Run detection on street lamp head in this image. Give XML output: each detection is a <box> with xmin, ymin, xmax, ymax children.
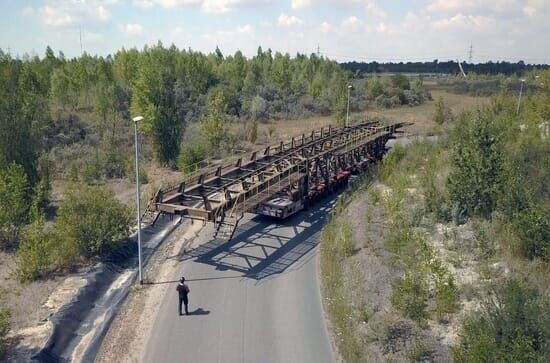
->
<box><xmin>520</xmin><ymin>79</ymin><xmax>526</xmax><ymax>82</ymax></box>
<box><xmin>133</xmin><ymin>116</ymin><xmax>144</xmax><ymax>123</ymax></box>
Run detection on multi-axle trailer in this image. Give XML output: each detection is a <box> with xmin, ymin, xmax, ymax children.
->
<box><xmin>143</xmin><ymin>120</ymin><xmax>406</xmax><ymax>240</ymax></box>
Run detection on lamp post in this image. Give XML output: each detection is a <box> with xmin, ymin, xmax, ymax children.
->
<box><xmin>346</xmin><ymin>84</ymin><xmax>352</xmax><ymax>127</ymax></box>
<box><xmin>132</xmin><ymin>115</ymin><xmax>144</xmax><ymax>285</ymax></box>
<box><xmin>516</xmin><ymin>79</ymin><xmax>525</xmax><ymax>116</ymax></box>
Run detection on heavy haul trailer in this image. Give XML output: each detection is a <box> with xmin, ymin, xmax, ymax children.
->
<box><xmin>144</xmin><ymin>120</ymin><xmax>406</xmax><ymax>240</ymax></box>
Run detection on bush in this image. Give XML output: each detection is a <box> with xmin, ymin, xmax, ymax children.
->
<box><xmin>391</xmin><ymin>273</ymin><xmax>428</xmax><ymax>322</ymax></box>
<box><xmin>392</xmin><ymin>74</ymin><xmax>411</xmax><ymax>90</ymax></box>
<box><xmin>249</xmin><ymin>95</ymin><xmax>268</xmax><ymax>121</ymax></box>
<box><xmin>434</xmin><ymin>275</ymin><xmax>459</xmax><ymax>320</ymax></box>
<box><xmin>17</xmin><ymin>219</ymin><xmax>60</xmax><ymax>282</ymax></box>
<box><xmin>447</xmin><ymin>110</ymin><xmax>504</xmax><ymax>218</ymax></box>
<box><xmin>0</xmin><ymin>163</ymin><xmax>29</xmax><ymax>248</ymax></box>
<box><xmin>177</xmin><ymin>143</ymin><xmax>208</xmax><ymax>175</ymax></box>
<box><xmin>127</xmin><ymin>165</ymin><xmax>149</xmax><ymax>185</ymax></box>
<box><xmin>375</xmin><ymin>94</ymin><xmax>400</xmax><ymax>108</ymax></box>
<box><xmin>434</xmin><ymin>97</ymin><xmax>453</xmax><ymax>124</ymax></box>
<box><xmin>453</xmin><ymin>279</ymin><xmax>550</xmax><ymax>362</ymax></box>
<box><xmin>0</xmin><ymin>307</ymin><xmax>10</xmax><ymax>357</ymax></box>
<box><xmin>56</xmin><ymin>185</ymin><xmax>132</xmax><ymax>258</ymax></box>
<box><xmin>514</xmin><ymin>208</ymin><xmax>550</xmax><ymax>261</ymax></box>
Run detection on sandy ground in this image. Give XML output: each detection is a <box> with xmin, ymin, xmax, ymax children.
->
<box><xmin>0</xmin><ymin>251</ymin><xmax>92</xmax><ymax>362</ymax></box>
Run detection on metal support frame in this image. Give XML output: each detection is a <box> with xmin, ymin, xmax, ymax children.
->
<box><xmin>148</xmin><ymin>120</ymin><xmax>406</xmax><ymax>239</ymax></box>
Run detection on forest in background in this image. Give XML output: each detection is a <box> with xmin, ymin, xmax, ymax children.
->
<box><xmin>341</xmin><ymin>59</ymin><xmax>549</xmax><ymax>75</ymax></box>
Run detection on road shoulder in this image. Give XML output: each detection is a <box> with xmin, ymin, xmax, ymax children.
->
<box><xmin>95</xmin><ymin>221</ymin><xmax>203</xmax><ymax>363</ymax></box>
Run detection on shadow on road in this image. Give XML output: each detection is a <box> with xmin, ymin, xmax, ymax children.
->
<box><xmin>186</xmin><ymin>308</ymin><xmax>210</xmax><ymax>316</ymax></box>
<box><xmin>145</xmin><ymin>275</ymin><xmax>244</xmax><ymax>285</ymax></box>
<box><xmin>170</xmin><ymin>193</ymin><xmax>341</xmax><ymax>280</ymax></box>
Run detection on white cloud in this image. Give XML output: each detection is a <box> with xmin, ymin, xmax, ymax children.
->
<box><xmin>522</xmin><ymin>0</ymin><xmax>550</xmax><ymax>17</ymax></box>
<box><xmin>133</xmin><ymin>0</ymin><xmax>155</xmax><ymax>8</ymax></box>
<box><xmin>121</xmin><ymin>23</ymin><xmax>144</xmax><ymax>36</ymax></box>
<box><xmin>154</xmin><ymin>0</ymin><xmax>201</xmax><ymax>7</ymax></box>
<box><xmin>319</xmin><ymin>21</ymin><xmax>332</xmax><ymax>33</ymax></box>
<box><xmin>291</xmin><ymin>0</ymin><xmax>312</xmax><ymax>10</ymax></box>
<box><xmin>40</xmin><ymin>5</ymin><xmax>75</xmax><ymax>26</ymax></box>
<box><xmin>147</xmin><ymin>0</ymin><xmax>270</xmax><ymax>13</ymax></box>
<box><xmin>278</xmin><ymin>13</ymin><xmax>303</xmax><ymax>27</ymax></box>
<box><xmin>203</xmin><ymin>24</ymin><xmax>254</xmax><ymax>40</ymax></box>
<box><xmin>426</xmin><ymin>0</ymin><xmax>520</xmax><ymax>13</ymax></box>
<box><xmin>341</xmin><ymin>16</ymin><xmax>361</xmax><ymax>28</ymax></box>
<box><xmin>432</xmin><ymin>13</ymin><xmax>495</xmax><ymax>31</ymax></box>
<box><xmin>523</xmin><ymin>5</ymin><xmax>537</xmax><ymax>16</ymax></box>
<box><xmin>32</xmin><ymin>1</ymin><xmax>115</xmax><ymax>27</ymax></box>
<box><xmin>336</xmin><ymin>0</ymin><xmax>386</xmax><ymax>19</ymax></box>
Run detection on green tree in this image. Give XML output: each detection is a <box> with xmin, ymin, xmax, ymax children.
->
<box><xmin>447</xmin><ymin>110</ymin><xmax>503</xmax><ymax>218</ymax></box>
<box><xmin>332</xmin><ymin>91</ymin><xmax>348</xmax><ymax>127</ymax></box>
<box><xmin>56</xmin><ymin>185</ymin><xmax>132</xmax><ymax>258</ymax></box>
<box><xmin>131</xmin><ymin>46</ymin><xmax>186</xmax><ymax>165</ymax></box>
<box><xmin>0</xmin><ymin>74</ymin><xmax>39</xmax><ymax>184</ymax></box>
<box><xmin>201</xmin><ymin>90</ymin><xmax>232</xmax><ymax>149</ymax></box>
<box><xmin>0</xmin><ymin>164</ymin><xmax>29</xmax><ymax>247</ymax></box>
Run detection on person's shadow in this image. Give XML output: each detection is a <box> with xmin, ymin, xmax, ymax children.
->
<box><xmin>187</xmin><ymin>308</ymin><xmax>210</xmax><ymax>316</ymax></box>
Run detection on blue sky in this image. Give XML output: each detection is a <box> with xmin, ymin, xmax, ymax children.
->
<box><xmin>1</xmin><ymin>0</ymin><xmax>549</xmax><ymax>63</ymax></box>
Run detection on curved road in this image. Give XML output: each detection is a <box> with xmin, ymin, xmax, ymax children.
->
<box><xmin>143</xmin><ymin>197</ymin><xmax>336</xmax><ymax>363</ymax></box>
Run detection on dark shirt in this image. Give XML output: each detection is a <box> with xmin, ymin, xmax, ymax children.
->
<box><xmin>177</xmin><ymin>283</ymin><xmax>190</xmax><ymax>298</ymax></box>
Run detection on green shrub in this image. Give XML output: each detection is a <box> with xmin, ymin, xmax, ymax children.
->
<box><xmin>127</xmin><ymin>165</ymin><xmax>149</xmax><ymax>185</ymax></box>
<box><xmin>434</xmin><ymin>97</ymin><xmax>453</xmax><ymax>125</ymax></box>
<box><xmin>379</xmin><ymin>144</ymin><xmax>407</xmax><ymax>182</ymax></box>
<box><xmin>392</xmin><ymin>74</ymin><xmax>411</xmax><ymax>90</ymax></box>
<box><xmin>453</xmin><ymin>279</ymin><xmax>550</xmax><ymax>363</ymax></box>
<box><xmin>0</xmin><ymin>307</ymin><xmax>10</xmax><ymax>357</ymax></box>
<box><xmin>102</xmin><ymin>151</ymin><xmax>128</xmax><ymax>179</ymax></box>
<box><xmin>56</xmin><ymin>184</ymin><xmax>132</xmax><ymax>258</ymax></box>
<box><xmin>340</xmin><ymin>224</ymin><xmax>355</xmax><ymax>257</ymax></box>
<box><xmin>514</xmin><ymin>208</ymin><xmax>550</xmax><ymax>261</ymax></box>
<box><xmin>447</xmin><ymin>110</ymin><xmax>504</xmax><ymax>218</ymax></box>
<box><xmin>434</xmin><ymin>275</ymin><xmax>459</xmax><ymax>320</ymax></box>
<box><xmin>0</xmin><ymin>163</ymin><xmax>29</xmax><ymax>248</ymax></box>
<box><xmin>177</xmin><ymin>143</ymin><xmax>208</xmax><ymax>175</ymax></box>
<box><xmin>391</xmin><ymin>273</ymin><xmax>428</xmax><ymax>322</ymax></box>
<box><xmin>17</xmin><ymin>219</ymin><xmax>61</xmax><ymax>282</ymax></box>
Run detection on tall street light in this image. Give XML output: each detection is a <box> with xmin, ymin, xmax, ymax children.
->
<box><xmin>132</xmin><ymin>115</ymin><xmax>144</xmax><ymax>285</ymax></box>
<box><xmin>516</xmin><ymin>79</ymin><xmax>526</xmax><ymax>116</ymax></box>
<box><xmin>346</xmin><ymin>84</ymin><xmax>352</xmax><ymax>127</ymax></box>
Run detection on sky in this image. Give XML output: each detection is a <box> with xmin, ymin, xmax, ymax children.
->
<box><xmin>1</xmin><ymin>0</ymin><xmax>549</xmax><ymax>63</ymax></box>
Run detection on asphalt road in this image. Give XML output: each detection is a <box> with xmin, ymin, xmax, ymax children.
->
<box><xmin>142</xmin><ymin>197</ymin><xmax>336</xmax><ymax>363</ymax></box>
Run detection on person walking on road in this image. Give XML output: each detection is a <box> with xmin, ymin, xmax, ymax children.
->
<box><xmin>177</xmin><ymin>277</ymin><xmax>190</xmax><ymax>316</ymax></box>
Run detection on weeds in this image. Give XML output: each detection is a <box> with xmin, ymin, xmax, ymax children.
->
<box><xmin>320</xmin><ymin>219</ymin><xmax>362</xmax><ymax>362</ymax></box>
<box><xmin>453</xmin><ymin>279</ymin><xmax>550</xmax><ymax>363</ymax></box>
<box><xmin>407</xmin><ymin>336</ymin><xmax>430</xmax><ymax>362</ymax></box>
<box><xmin>0</xmin><ymin>307</ymin><xmax>10</xmax><ymax>357</ymax></box>
<box><xmin>391</xmin><ymin>273</ymin><xmax>428</xmax><ymax>322</ymax></box>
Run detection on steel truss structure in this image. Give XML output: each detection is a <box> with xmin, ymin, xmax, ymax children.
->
<box><xmin>145</xmin><ymin>121</ymin><xmax>405</xmax><ymax>240</ymax></box>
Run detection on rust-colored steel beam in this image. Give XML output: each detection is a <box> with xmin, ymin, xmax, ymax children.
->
<box><xmin>145</xmin><ymin>120</ymin><xmax>406</xmax><ymax>236</ymax></box>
